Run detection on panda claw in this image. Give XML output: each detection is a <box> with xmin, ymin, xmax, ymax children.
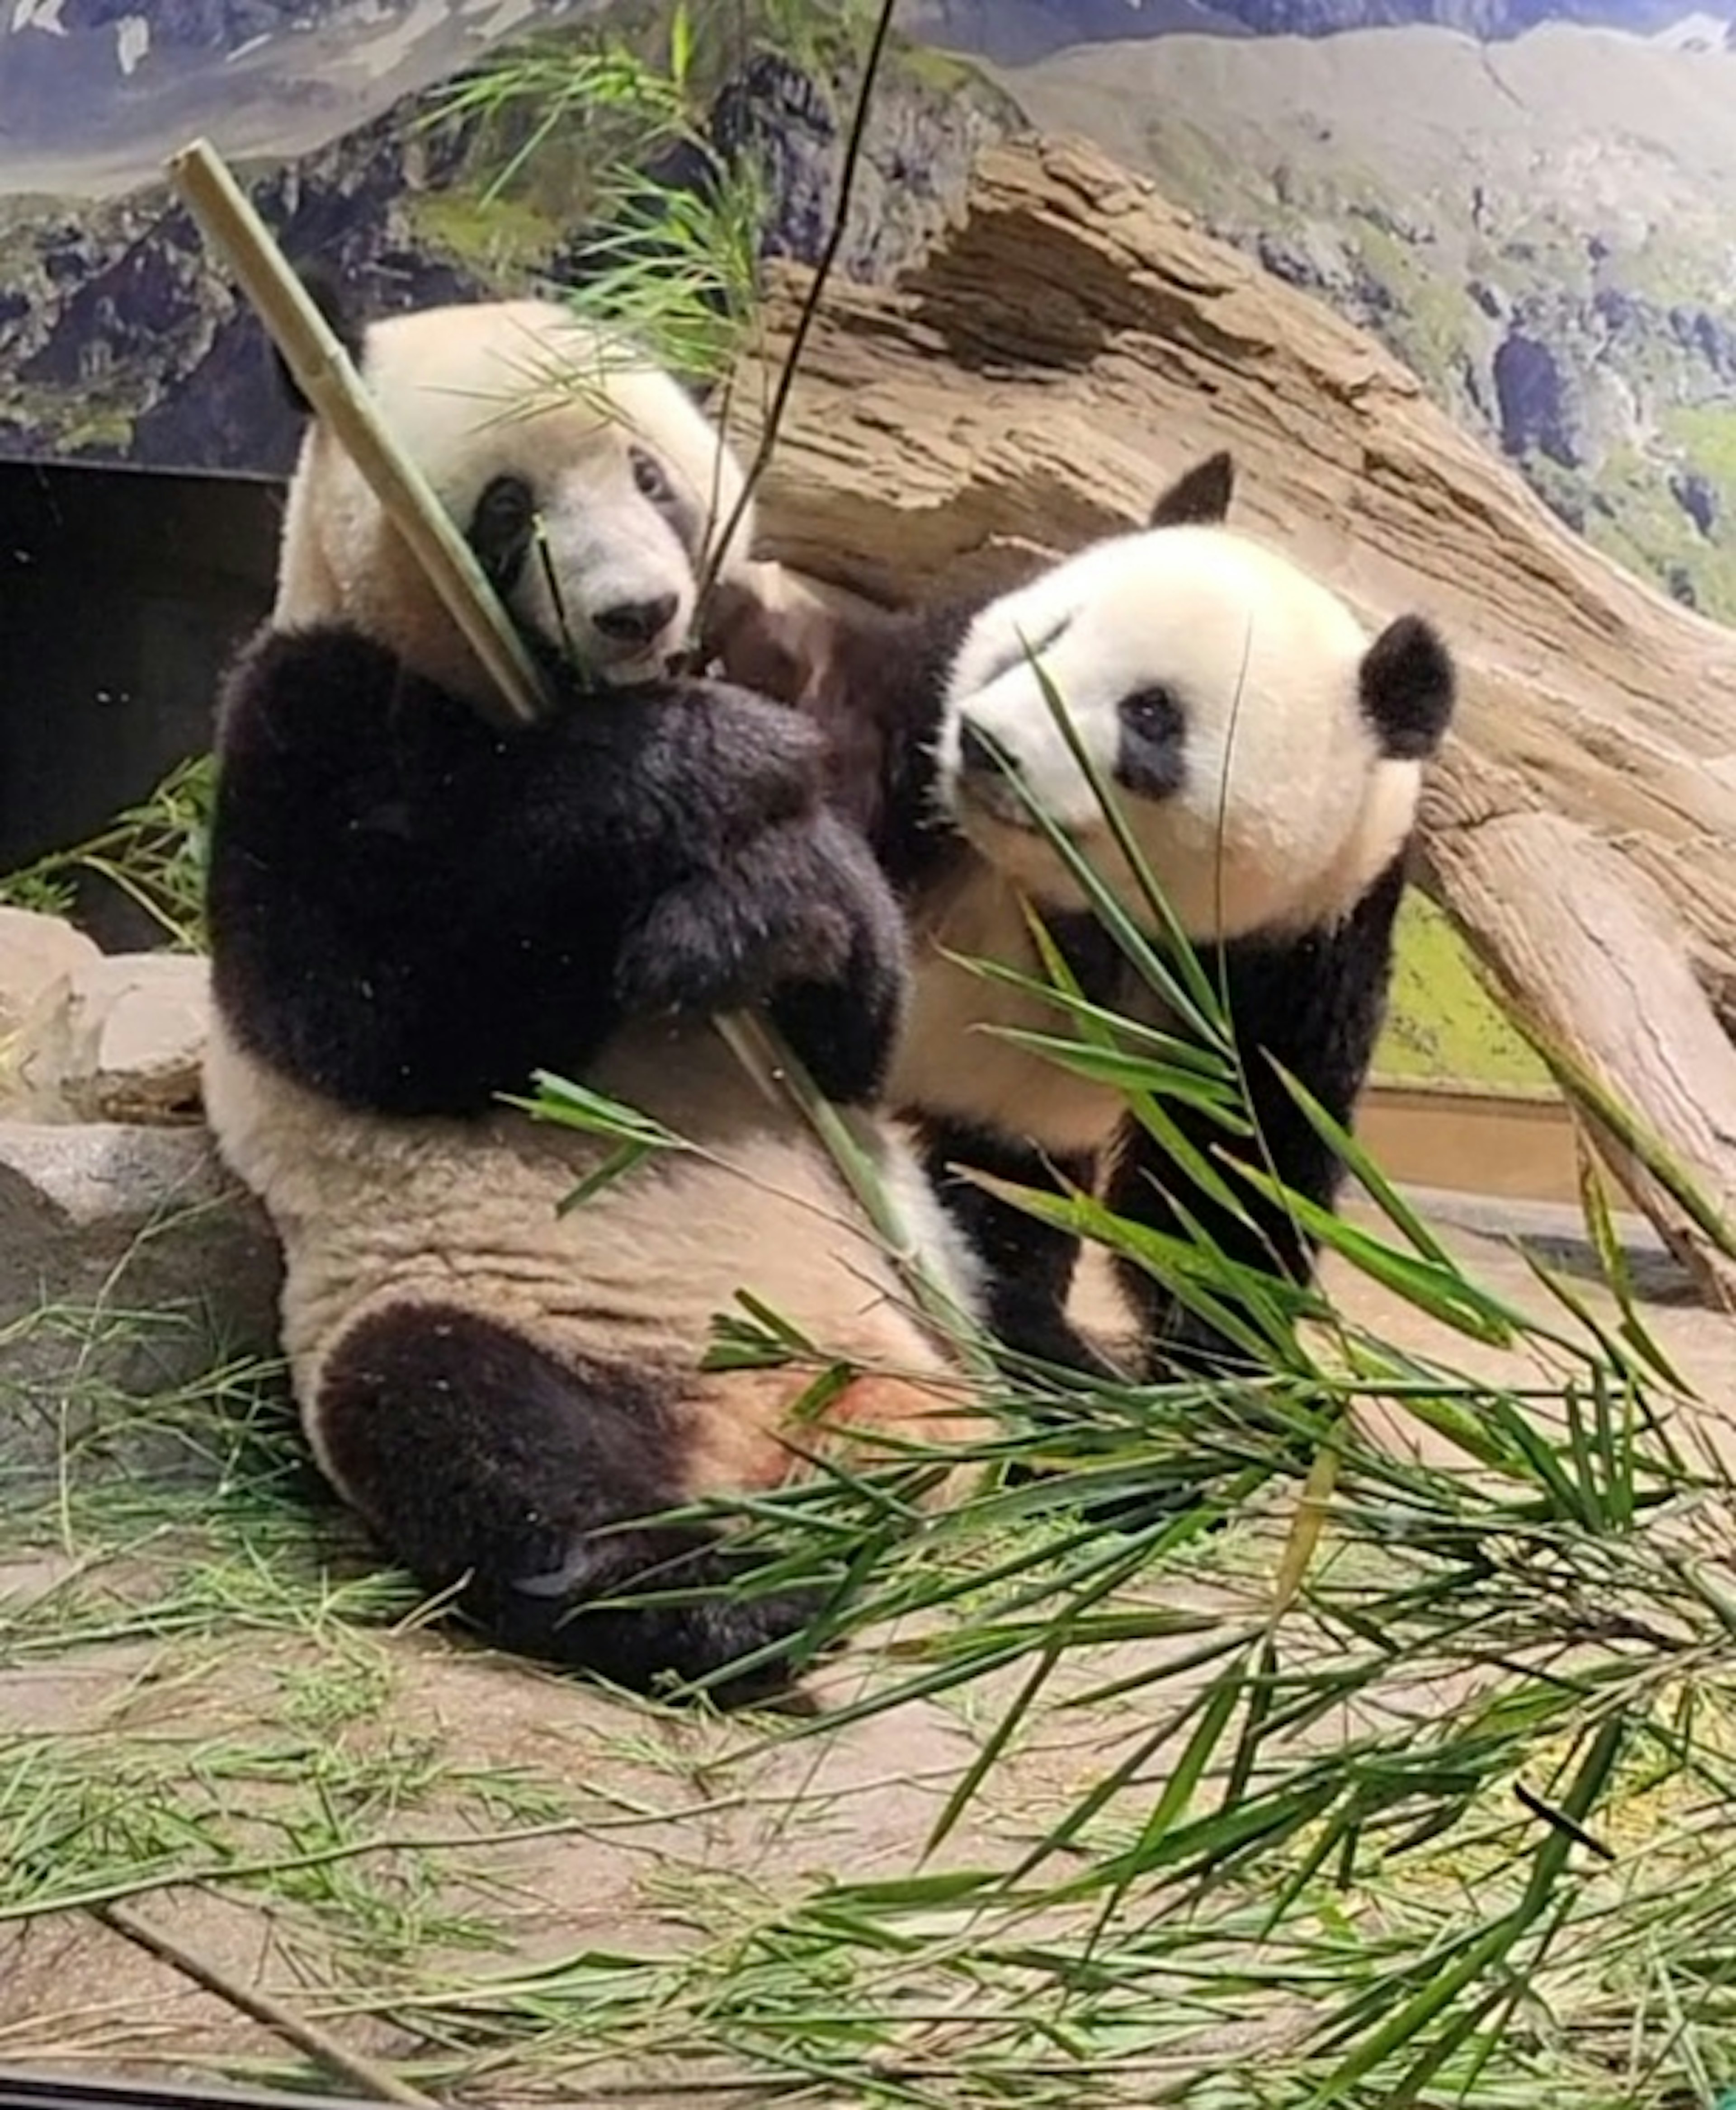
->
<box><xmin>508</xmin><ymin>1553</ymin><xmax>594</xmax><ymax>1601</ymax></box>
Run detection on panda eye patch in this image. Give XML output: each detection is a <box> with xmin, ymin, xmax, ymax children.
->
<box><xmin>630</xmin><ymin>447</ymin><xmax>674</xmax><ymax>504</ymax></box>
<box><xmin>1119</xmin><ymin>686</ymin><xmax>1182</xmax><ymax>742</ymax></box>
<box><xmin>469</xmin><ymin>475</ymin><xmax>535</xmax><ymax>590</ymax></box>
<box><xmin>1115</xmin><ymin>685</ymin><xmax>1187</xmax><ymax>800</ymax></box>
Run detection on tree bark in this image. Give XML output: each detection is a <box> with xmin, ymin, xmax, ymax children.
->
<box><xmin>729</xmin><ymin>132</ymin><xmax>1736</xmax><ymax>1294</ymax></box>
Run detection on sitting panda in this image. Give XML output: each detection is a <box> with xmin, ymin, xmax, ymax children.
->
<box><xmin>201</xmin><ymin>287</ymin><xmax>987</xmax><ymax>1706</ymax></box>
<box><xmin>712</xmin><ymin>454</ymin><xmax>1456</xmax><ymax>1380</ymax></box>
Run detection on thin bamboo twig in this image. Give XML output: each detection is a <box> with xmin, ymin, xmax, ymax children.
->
<box><xmin>694</xmin><ymin>0</ymin><xmax>901</xmax><ymax>621</ymax></box>
<box><xmin>163</xmin><ymin>132</ymin><xmax>984</xmax><ymax>1364</ymax></box>
<box><xmin>0</xmin><ymin>2070</ymin><xmax>399</xmax><ymax>2110</ymax></box>
<box><xmin>93</xmin><ymin>1900</ymin><xmax>441</xmax><ymax>2109</ymax></box>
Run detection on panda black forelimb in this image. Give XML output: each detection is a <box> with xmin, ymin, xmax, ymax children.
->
<box><xmin>761</xmin><ymin>809</ymin><xmax>910</xmax><ymax>1107</ymax></box>
<box><xmin>914</xmin><ymin>1112</ymin><xmax>1119</xmax><ymax>1381</ymax></box>
<box><xmin>612</xmin><ymin>807</ymin><xmax>909</xmax><ymax>1107</ymax></box>
<box><xmin>211</xmin><ymin>626</ymin><xmax>903</xmax><ymax>1112</ymax></box>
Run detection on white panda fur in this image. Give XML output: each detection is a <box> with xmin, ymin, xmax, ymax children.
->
<box><xmin>203</xmin><ymin>1012</ymin><xmax>982</xmax><ymax>1518</ymax></box>
<box><xmin>201</xmin><ymin>286</ymin><xmax>986</xmax><ymax>1706</ymax></box>
<box><xmin>711</xmin><ymin>453</ymin><xmax>1457</xmax><ymax>1380</ymax></box>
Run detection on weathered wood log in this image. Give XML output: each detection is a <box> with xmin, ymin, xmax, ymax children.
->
<box><xmin>1416</xmin><ymin>767</ymin><xmax>1736</xmax><ymax>1308</ymax></box>
<box><xmin>727</xmin><ymin>131</ymin><xmax>1736</xmax><ymax>1295</ymax></box>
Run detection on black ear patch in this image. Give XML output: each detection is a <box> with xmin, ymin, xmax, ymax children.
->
<box><xmin>271</xmin><ymin>266</ymin><xmax>365</xmax><ymax>417</ymax></box>
<box><xmin>1148</xmin><ymin>450</ymin><xmax>1236</xmax><ymax>529</ymax></box>
<box><xmin>1359</xmin><ymin>613</ymin><xmax>1457</xmax><ymax>760</ymax></box>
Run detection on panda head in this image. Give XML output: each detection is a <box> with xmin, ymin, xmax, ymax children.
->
<box><xmin>933</xmin><ymin>453</ymin><xmax>1457</xmax><ymax>942</ymax></box>
<box><xmin>271</xmin><ymin>279</ymin><xmax>755</xmax><ymax>702</ymax></box>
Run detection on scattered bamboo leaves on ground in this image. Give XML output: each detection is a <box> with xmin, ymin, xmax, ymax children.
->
<box><xmin>7</xmin><ymin>914</ymin><xmax>1736</xmax><ymax>2108</ymax></box>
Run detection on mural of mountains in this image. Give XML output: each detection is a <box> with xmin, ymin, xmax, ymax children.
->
<box><xmin>0</xmin><ymin>0</ymin><xmax>596</xmax><ymax>194</ymax></box>
<box><xmin>906</xmin><ymin>0</ymin><xmax>1736</xmax><ymax>57</ymax></box>
<box><xmin>5</xmin><ymin>0</ymin><xmax>1736</xmax><ymax>619</ymax></box>
<box><xmin>923</xmin><ymin>0</ymin><xmax>1736</xmax><ymax>616</ymax></box>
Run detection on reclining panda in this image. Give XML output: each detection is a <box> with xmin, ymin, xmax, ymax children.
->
<box><xmin>201</xmin><ymin>287</ymin><xmax>987</xmax><ymax>1705</ymax></box>
<box><xmin>714</xmin><ymin>454</ymin><xmax>1458</xmax><ymax>1380</ymax></box>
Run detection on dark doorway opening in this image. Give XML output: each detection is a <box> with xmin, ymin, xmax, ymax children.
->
<box><xmin>0</xmin><ymin>457</ymin><xmax>284</xmax><ymax>950</ymax></box>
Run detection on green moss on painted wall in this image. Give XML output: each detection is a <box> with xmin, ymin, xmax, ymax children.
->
<box><xmin>1377</xmin><ymin>890</ymin><xmax>1554</xmax><ymax>1090</ymax></box>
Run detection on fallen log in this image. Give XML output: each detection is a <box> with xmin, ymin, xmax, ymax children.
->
<box><xmin>727</xmin><ymin>131</ymin><xmax>1736</xmax><ymax>1298</ymax></box>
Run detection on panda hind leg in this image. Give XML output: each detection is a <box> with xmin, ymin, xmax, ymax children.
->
<box><xmin>313</xmin><ymin>1303</ymin><xmax>827</xmax><ymax>1708</ymax></box>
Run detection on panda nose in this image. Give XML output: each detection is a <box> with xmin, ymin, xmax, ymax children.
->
<box><xmin>958</xmin><ymin>720</ymin><xmax>1016</xmax><ymax>779</ymax></box>
<box><xmin>594</xmin><ymin>593</ymin><xmax>679</xmax><ymax>647</ymax></box>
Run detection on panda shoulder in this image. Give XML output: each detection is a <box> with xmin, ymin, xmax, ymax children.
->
<box><xmin>217</xmin><ymin>622</ymin><xmax>404</xmax><ymax>758</ymax></box>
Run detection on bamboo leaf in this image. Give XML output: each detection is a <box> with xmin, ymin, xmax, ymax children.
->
<box><xmin>1576</xmin><ymin>1139</ymin><xmax>1698</xmax><ymax>1393</ymax></box>
<box><xmin>942</xmin><ymin>941</ymin><xmax>1236</xmax><ymax>1079</ymax></box>
<box><xmin>1022</xmin><ymin>648</ymin><xmax>1234</xmax><ymax>1036</ymax></box>
<box><xmin>669</xmin><ymin>0</ymin><xmax>693</xmax><ymax>87</ymax></box>
<box><xmin>980</xmin><ymin>1026</ymin><xmax>1248</xmax><ymax>1114</ymax></box>
<box><xmin>514</xmin><ymin>1071</ymin><xmax>689</xmax><ymax>1152</ymax></box>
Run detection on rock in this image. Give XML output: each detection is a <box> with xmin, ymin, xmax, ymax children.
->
<box><xmin>8</xmin><ymin>951</ymin><xmax>210</xmax><ymax>1127</ymax></box>
<box><xmin>0</xmin><ymin>28</ymin><xmax>1017</xmax><ymax>476</ymax></box>
<box><xmin>1492</xmin><ymin>329</ymin><xmax>1580</xmax><ymax>467</ymax></box>
<box><xmin>0</xmin><ymin>908</ymin><xmax>103</xmax><ymax>1047</ymax></box>
<box><xmin>0</xmin><ymin>1119</ymin><xmax>282</xmax><ymax>1481</ymax></box>
<box><xmin>0</xmin><ymin>936</ymin><xmax>280</xmax><ymax>1482</ymax></box>
<box><xmin>713</xmin><ymin>48</ymin><xmax>1019</xmax><ymax>289</ymax></box>
<box><xmin>1671</xmin><ymin>467</ymin><xmax>1720</xmax><ymax>537</ymax></box>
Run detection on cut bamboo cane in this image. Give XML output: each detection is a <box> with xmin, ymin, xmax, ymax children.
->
<box><xmin>168</xmin><ymin>138</ymin><xmax>548</xmax><ymax>732</ymax></box>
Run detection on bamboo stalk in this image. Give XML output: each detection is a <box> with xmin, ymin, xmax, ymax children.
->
<box><xmin>94</xmin><ymin>1900</ymin><xmax>441</xmax><ymax>2108</ymax></box>
<box><xmin>167</xmin><ymin>139</ymin><xmax>547</xmax><ymax>733</ymax></box>
<box><xmin>165</xmin><ymin>137</ymin><xmax>984</xmax><ymax>1364</ymax></box>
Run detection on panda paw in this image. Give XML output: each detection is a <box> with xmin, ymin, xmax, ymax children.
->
<box><xmin>615</xmin><ymin>813</ymin><xmax>906</xmax><ymax>1088</ymax></box>
<box><xmin>764</xmin><ymin>818</ymin><xmax>907</xmax><ymax>1105</ymax></box>
<box><xmin>499</xmin><ymin>1534</ymin><xmax>839</xmax><ymax>1710</ymax></box>
<box><xmin>614</xmin><ymin>877</ymin><xmax>854</xmax><ymax>1022</ymax></box>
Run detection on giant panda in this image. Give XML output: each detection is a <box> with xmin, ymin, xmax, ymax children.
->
<box><xmin>711</xmin><ymin>454</ymin><xmax>1456</xmax><ymax>1381</ymax></box>
<box><xmin>200</xmin><ymin>288</ymin><xmax>988</xmax><ymax>1707</ymax></box>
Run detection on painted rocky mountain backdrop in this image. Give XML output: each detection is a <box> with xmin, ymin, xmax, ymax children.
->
<box><xmin>5</xmin><ymin>0</ymin><xmax>1736</xmax><ymax>618</ymax></box>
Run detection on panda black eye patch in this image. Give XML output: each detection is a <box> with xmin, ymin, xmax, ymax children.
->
<box><xmin>468</xmin><ymin>474</ymin><xmax>536</xmax><ymax>592</ymax></box>
<box><xmin>1114</xmin><ymin>685</ymin><xmax>1187</xmax><ymax>800</ymax></box>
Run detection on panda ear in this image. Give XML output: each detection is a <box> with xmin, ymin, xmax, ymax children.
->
<box><xmin>271</xmin><ymin>267</ymin><xmax>364</xmax><ymax>417</ymax></box>
<box><xmin>1360</xmin><ymin>613</ymin><xmax>1457</xmax><ymax>760</ymax></box>
<box><xmin>1148</xmin><ymin>450</ymin><xmax>1235</xmax><ymax>529</ymax></box>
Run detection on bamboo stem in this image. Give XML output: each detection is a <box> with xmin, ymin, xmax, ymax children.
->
<box><xmin>94</xmin><ymin>1900</ymin><xmax>441</xmax><ymax>2109</ymax></box>
<box><xmin>167</xmin><ymin>139</ymin><xmax>547</xmax><ymax>733</ymax></box>
<box><xmin>695</xmin><ymin>0</ymin><xmax>902</xmax><ymax>621</ymax></box>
